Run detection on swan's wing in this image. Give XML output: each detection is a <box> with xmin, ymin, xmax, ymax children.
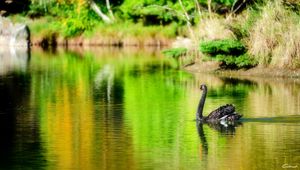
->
<box><xmin>225</xmin><ymin>112</ymin><xmax>243</xmax><ymax>121</ymax></box>
<box><xmin>205</xmin><ymin>104</ymin><xmax>235</xmax><ymax>120</ymax></box>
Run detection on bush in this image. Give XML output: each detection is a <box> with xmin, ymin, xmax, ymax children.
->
<box><xmin>27</xmin><ymin>4</ymin><xmax>49</xmax><ymax>18</ymax></box>
<box><xmin>199</xmin><ymin>39</ymin><xmax>246</xmax><ymax>55</ymax></box>
<box><xmin>215</xmin><ymin>54</ymin><xmax>258</xmax><ymax>69</ymax></box>
<box><xmin>200</xmin><ymin>39</ymin><xmax>257</xmax><ymax>69</ymax></box>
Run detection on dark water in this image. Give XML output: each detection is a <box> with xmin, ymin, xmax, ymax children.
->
<box><xmin>1</xmin><ymin>47</ymin><xmax>300</xmax><ymax>170</ymax></box>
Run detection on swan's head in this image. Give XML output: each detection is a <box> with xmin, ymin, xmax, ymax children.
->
<box><xmin>200</xmin><ymin>84</ymin><xmax>207</xmax><ymax>91</ymax></box>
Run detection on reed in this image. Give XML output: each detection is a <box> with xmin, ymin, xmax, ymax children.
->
<box><xmin>247</xmin><ymin>0</ymin><xmax>300</xmax><ymax>68</ymax></box>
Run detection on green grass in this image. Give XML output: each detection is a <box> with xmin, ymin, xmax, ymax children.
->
<box><xmin>23</xmin><ymin>16</ymin><xmax>181</xmax><ymax>45</ymax></box>
<box><xmin>84</xmin><ymin>21</ymin><xmax>180</xmax><ymax>39</ymax></box>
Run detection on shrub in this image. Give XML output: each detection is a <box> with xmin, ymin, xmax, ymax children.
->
<box><xmin>215</xmin><ymin>54</ymin><xmax>258</xmax><ymax>69</ymax></box>
<box><xmin>199</xmin><ymin>39</ymin><xmax>246</xmax><ymax>55</ymax></box>
<box><xmin>199</xmin><ymin>39</ymin><xmax>257</xmax><ymax>69</ymax></box>
<box><xmin>120</xmin><ymin>1</ymin><xmax>194</xmax><ymax>25</ymax></box>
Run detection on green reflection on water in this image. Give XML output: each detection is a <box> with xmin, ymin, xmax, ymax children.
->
<box><xmin>1</xmin><ymin>47</ymin><xmax>300</xmax><ymax>170</ymax></box>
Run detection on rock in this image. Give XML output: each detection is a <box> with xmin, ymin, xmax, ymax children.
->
<box><xmin>0</xmin><ymin>17</ymin><xmax>30</xmax><ymax>75</ymax></box>
<box><xmin>0</xmin><ymin>47</ymin><xmax>29</xmax><ymax>75</ymax></box>
<box><xmin>171</xmin><ymin>36</ymin><xmax>193</xmax><ymax>49</ymax></box>
<box><xmin>0</xmin><ymin>16</ymin><xmax>30</xmax><ymax>47</ymax></box>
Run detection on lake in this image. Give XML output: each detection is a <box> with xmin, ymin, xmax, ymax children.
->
<box><xmin>0</xmin><ymin>47</ymin><xmax>300</xmax><ymax>169</ymax></box>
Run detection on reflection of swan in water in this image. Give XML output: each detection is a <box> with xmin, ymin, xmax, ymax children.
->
<box><xmin>197</xmin><ymin>121</ymin><xmax>242</xmax><ymax>138</ymax></box>
<box><xmin>205</xmin><ymin>121</ymin><xmax>242</xmax><ymax>134</ymax></box>
<box><xmin>196</xmin><ymin>121</ymin><xmax>242</xmax><ymax>162</ymax></box>
<box><xmin>196</xmin><ymin>122</ymin><xmax>208</xmax><ymax>162</ymax></box>
<box><xmin>94</xmin><ymin>64</ymin><xmax>114</xmax><ymax>102</ymax></box>
<box><xmin>196</xmin><ymin>84</ymin><xmax>242</xmax><ymax>123</ymax></box>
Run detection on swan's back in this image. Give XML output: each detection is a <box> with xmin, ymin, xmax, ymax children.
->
<box><xmin>205</xmin><ymin>104</ymin><xmax>241</xmax><ymax>122</ymax></box>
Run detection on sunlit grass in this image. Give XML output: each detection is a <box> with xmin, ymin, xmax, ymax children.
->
<box><xmin>247</xmin><ymin>1</ymin><xmax>300</xmax><ymax>68</ymax></box>
<box><xmin>20</xmin><ymin>16</ymin><xmax>182</xmax><ymax>46</ymax></box>
<box><xmin>84</xmin><ymin>22</ymin><xmax>179</xmax><ymax>39</ymax></box>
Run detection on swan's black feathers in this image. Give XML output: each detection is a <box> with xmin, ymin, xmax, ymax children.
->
<box><xmin>204</xmin><ymin>104</ymin><xmax>241</xmax><ymax>122</ymax></box>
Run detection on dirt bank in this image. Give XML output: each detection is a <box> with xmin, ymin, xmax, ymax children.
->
<box><xmin>185</xmin><ymin>61</ymin><xmax>300</xmax><ymax>79</ymax></box>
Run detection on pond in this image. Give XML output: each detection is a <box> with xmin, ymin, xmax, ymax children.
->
<box><xmin>0</xmin><ymin>47</ymin><xmax>300</xmax><ymax>169</ymax></box>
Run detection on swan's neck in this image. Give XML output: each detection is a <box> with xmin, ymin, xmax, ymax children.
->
<box><xmin>196</xmin><ymin>87</ymin><xmax>207</xmax><ymax>120</ymax></box>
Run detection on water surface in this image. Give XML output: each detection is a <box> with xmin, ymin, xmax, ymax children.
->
<box><xmin>0</xmin><ymin>47</ymin><xmax>300</xmax><ymax>169</ymax></box>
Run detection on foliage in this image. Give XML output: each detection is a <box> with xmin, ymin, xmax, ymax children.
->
<box><xmin>27</xmin><ymin>2</ymin><xmax>100</xmax><ymax>37</ymax></box>
<box><xmin>199</xmin><ymin>39</ymin><xmax>246</xmax><ymax>56</ymax></box>
<box><xmin>24</xmin><ymin>0</ymin><xmax>251</xmax><ymax>38</ymax></box>
<box><xmin>27</xmin><ymin>3</ymin><xmax>51</xmax><ymax>18</ymax></box>
<box><xmin>119</xmin><ymin>0</ymin><xmax>243</xmax><ymax>25</ymax></box>
<box><xmin>215</xmin><ymin>54</ymin><xmax>258</xmax><ymax>69</ymax></box>
<box><xmin>200</xmin><ymin>39</ymin><xmax>257</xmax><ymax>69</ymax></box>
<box><xmin>120</xmin><ymin>0</ymin><xmax>191</xmax><ymax>25</ymax></box>
<box><xmin>198</xmin><ymin>0</ymin><xmax>242</xmax><ymax>13</ymax></box>
<box><xmin>162</xmin><ymin>47</ymin><xmax>188</xmax><ymax>59</ymax></box>
<box><xmin>61</xmin><ymin>8</ymin><xmax>98</xmax><ymax>37</ymax></box>
<box><xmin>199</xmin><ymin>0</ymin><xmax>236</xmax><ymax>7</ymax></box>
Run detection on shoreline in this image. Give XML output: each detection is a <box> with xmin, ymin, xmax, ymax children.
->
<box><xmin>31</xmin><ymin>35</ymin><xmax>174</xmax><ymax>48</ymax></box>
<box><xmin>184</xmin><ymin>61</ymin><xmax>300</xmax><ymax>80</ymax></box>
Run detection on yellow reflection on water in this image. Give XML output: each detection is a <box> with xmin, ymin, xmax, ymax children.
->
<box><xmin>40</xmin><ymin>74</ymin><xmax>95</xmax><ymax>169</ymax></box>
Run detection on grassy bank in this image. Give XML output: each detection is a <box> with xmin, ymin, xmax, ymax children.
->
<box><xmin>13</xmin><ymin>16</ymin><xmax>183</xmax><ymax>47</ymax></box>
<box><xmin>166</xmin><ymin>0</ymin><xmax>300</xmax><ymax>70</ymax></box>
<box><xmin>7</xmin><ymin>0</ymin><xmax>193</xmax><ymax>47</ymax></box>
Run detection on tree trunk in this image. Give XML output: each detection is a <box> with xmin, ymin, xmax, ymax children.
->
<box><xmin>194</xmin><ymin>0</ymin><xmax>201</xmax><ymax>17</ymax></box>
<box><xmin>178</xmin><ymin>0</ymin><xmax>195</xmax><ymax>38</ymax></box>
<box><xmin>106</xmin><ymin>0</ymin><xmax>115</xmax><ymax>21</ymax></box>
<box><xmin>207</xmin><ymin>0</ymin><xmax>212</xmax><ymax>19</ymax></box>
<box><xmin>89</xmin><ymin>0</ymin><xmax>112</xmax><ymax>24</ymax></box>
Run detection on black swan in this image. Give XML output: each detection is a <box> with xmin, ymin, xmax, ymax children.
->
<box><xmin>196</xmin><ymin>84</ymin><xmax>242</xmax><ymax>122</ymax></box>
